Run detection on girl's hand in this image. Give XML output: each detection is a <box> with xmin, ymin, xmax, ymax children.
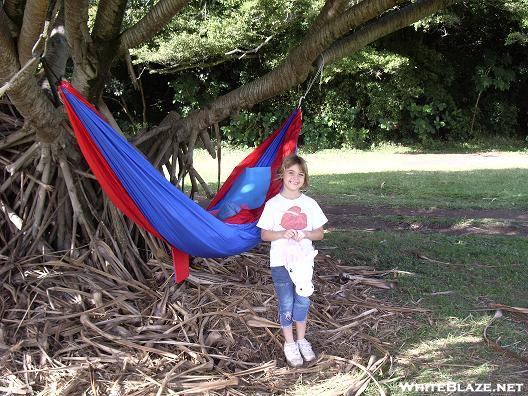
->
<box><xmin>293</xmin><ymin>231</ymin><xmax>305</xmax><ymax>241</ymax></box>
<box><xmin>283</xmin><ymin>229</ymin><xmax>296</xmax><ymax>239</ymax></box>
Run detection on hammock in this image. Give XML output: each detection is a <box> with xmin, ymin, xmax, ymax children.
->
<box><xmin>58</xmin><ymin>81</ymin><xmax>301</xmax><ymax>282</ymax></box>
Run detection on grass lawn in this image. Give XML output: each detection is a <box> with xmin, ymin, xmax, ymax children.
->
<box><xmin>326</xmin><ymin>230</ymin><xmax>527</xmax><ymax>392</ymax></box>
<box><xmin>309</xmin><ymin>169</ymin><xmax>528</xmax><ymax>210</ymax></box>
<box><xmin>193</xmin><ymin>147</ymin><xmax>528</xmax><ymax>394</ymax></box>
<box><xmin>193</xmin><ymin>147</ymin><xmax>528</xmax><ymax>209</ymax></box>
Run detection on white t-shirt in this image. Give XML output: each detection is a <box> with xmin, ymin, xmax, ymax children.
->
<box><xmin>256</xmin><ymin>193</ymin><xmax>328</xmax><ymax>267</ymax></box>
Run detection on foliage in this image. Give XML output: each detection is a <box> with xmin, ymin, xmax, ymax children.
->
<box><xmin>169</xmin><ymin>72</ymin><xmax>230</xmax><ymax>117</ymax></box>
<box><xmin>504</xmin><ymin>0</ymin><xmax>528</xmax><ymax>45</ymax></box>
<box><xmin>115</xmin><ymin>0</ymin><xmax>528</xmax><ymax>149</ymax></box>
<box><xmin>131</xmin><ymin>0</ymin><xmax>320</xmax><ymax>70</ymax></box>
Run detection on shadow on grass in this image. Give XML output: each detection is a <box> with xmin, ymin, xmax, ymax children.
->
<box><xmin>389</xmin><ymin>315</ymin><xmax>528</xmax><ymax>393</ymax></box>
<box><xmin>384</xmin><ymin>136</ymin><xmax>528</xmax><ymax>154</ymax></box>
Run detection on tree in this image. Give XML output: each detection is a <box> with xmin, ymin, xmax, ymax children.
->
<box><xmin>1</xmin><ymin>0</ymin><xmax>458</xmax><ymax>275</ymax></box>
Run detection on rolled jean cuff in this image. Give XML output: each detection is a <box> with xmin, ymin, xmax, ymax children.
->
<box><xmin>292</xmin><ymin>296</ymin><xmax>310</xmax><ymax>323</ymax></box>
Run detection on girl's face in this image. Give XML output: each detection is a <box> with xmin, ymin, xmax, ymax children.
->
<box><xmin>282</xmin><ymin>164</ymin><xmax>305</xmax><ymax>194</ymax></box>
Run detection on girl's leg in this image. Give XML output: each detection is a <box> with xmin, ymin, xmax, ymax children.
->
<box><xmin>271</xmin><ymin>266</ymin><xmax>303</xmax><ymax>366</ymax></box>
<box><xmin>292</xmin><ymin>293</ymin><xmax>311</xmax><ymax>334</ymax></box>
<box><xmin>295</xmin><ymin>320</ymin><xmax>307</xmax><ymax>340</ymax></box>
<box><xmin>271</xmin><ymin>266</ymin><xmax>295</xmax><ymax>334</ymax></box>
<box><xmin>282</xmin><ymin>325</ymin><xmax>295</xmax><ymax>344</ymax></box>
<box><xmin>293</xmin><ymin>293</ymin><xmax>316</xmax><ymax>361</ymax></box>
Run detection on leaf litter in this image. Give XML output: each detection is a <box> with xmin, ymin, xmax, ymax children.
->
<box><xmin>0</xmin><ymin>246</ymin><xmax>425</xmax><ymax>395</ymax></box>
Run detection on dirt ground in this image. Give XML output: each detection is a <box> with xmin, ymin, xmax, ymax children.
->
<box><xmin>320</xmin><ymin>203</ymin><xmax>528</xmax><ymax>237</ymax></box>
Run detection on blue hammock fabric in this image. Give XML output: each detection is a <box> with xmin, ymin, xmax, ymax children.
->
<box><xmin>59</xmin><ymin>81</ymin><xmax>302</xmax><ymax>281</ymax></box>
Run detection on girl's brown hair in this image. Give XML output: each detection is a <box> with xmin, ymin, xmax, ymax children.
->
<box><xmin>278</xmin><ymin>154</ymin><xmax>309</xmax><ymax>188</ymax></box>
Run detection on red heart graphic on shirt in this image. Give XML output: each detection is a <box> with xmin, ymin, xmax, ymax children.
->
<box><xmin>280</xmin><ymin>206</ymin><xmax>307</xmax><ymax>230</ymax></box>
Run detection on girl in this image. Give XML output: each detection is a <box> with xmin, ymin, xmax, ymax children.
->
<box><xmin>257</xmin><ymin>154</ymin><xmax>327</xmax><ymax>367</ymax></box>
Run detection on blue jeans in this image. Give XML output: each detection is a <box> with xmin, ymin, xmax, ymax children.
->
<box><xmin>271</xmin><ymin>266</ymin><xmax>311</xmax><ymax>328</ymax></box>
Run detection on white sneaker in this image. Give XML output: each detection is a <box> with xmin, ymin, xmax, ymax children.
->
<box><xmin>284</xmin><ymin>342</ymin><xmax>303</xmax><ymax>367</ymax></box>
<box><xmin>296</xmin><ymin>338</ymin><xmax>315</xmax><ymax>362</ymax></box>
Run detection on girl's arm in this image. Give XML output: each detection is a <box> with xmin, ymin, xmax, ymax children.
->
<box><xmin>298</xmin><ymin>227</ymin><xmax>324</xmax><ymax>241</ymax></box>
<box><xmin>261</xmin><ymin>228</ymin><xmax>324</xmax><ymax>241</ymax></box>
<box><xmin>261</xmin><ymin>229</ymin><xmax>297</xmax><ymax>241</ymax></box>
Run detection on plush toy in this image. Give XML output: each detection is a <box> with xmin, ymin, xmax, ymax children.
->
<box><xmin>282</xmin><ymin>239</ymin><xmax>317</xmax><ymax>297</ymax></box>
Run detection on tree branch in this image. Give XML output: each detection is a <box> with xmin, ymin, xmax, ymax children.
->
<box><xmin>0</xmin><ymin>3</ymin><xmax>64</xmax><ymax>143</ymax></box>
<box><xmin>310</xmin><ymin>0</ymin><xmax>409</xmax><ymax>52</ymax></box>
<box><xmin>321</xmin><ymin>0</ymin><xmax>459</xmax><ymax>65</ymax></box>
<box><xmin>18</xmin><ymin>0</ymin><xmax>48</xmax><ymax>65</ymax></box>
<box><xmin>64</xmin><ymin>0</ymin><xmax>90</xmax><ymax>56</ymax></box>
<box><xmin>119</xmin><ymin>0</ymin><xmax>190</xmax><ymax>51</ymax></box>
<box><xmin>7</xmin><ymin>76</ymin><xmax>64</xmax><ymax>142</ymax></box>
<box><xmin>0</xmin><ymin>8</ymin><xmax>20</xmax><ymax>83</ymax></box>
<box><xmin>61</xmin><ymin>1</ymin><xmax>139</xmax><ymax>102</ymax></box>
<box><xmin>225</xmin><ymin>35</ymin><xmax>274</xmax><ymax>59</ymax></box>
<box><xmin>332</xmin><ymin>0</ymin><xmax>408</xmax><ymax>34</ymax></box>
<box><xmin>307</xmin><ymin>0</ymin><xmax>348</xmax><ymax>34</ymax></box>
<box><xmin>64</xmin><ymin>0</ymin><xmax>94</xmax><ymax>93</ymax></box>
<box><xmin>3</xmin><ymin>0</ymin><xmax>25</xmax><ymax>27</ymax></box>
<box><xmin>92</xmin><ymin>0</ymin><xmax>128</xmax><ymax>42</ymax></box>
